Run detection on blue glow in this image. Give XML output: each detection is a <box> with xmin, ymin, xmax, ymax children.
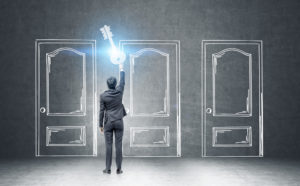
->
<box><xmin>109</xmin><ymin>47</ymin><xmax>126</xmax><ymax>65</ymax></box>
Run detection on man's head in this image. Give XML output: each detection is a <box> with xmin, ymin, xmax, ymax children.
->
<box><xmin>107</xmin><ymin>76</ymin><xmax>117</xmax><ymax>89</ymax></box>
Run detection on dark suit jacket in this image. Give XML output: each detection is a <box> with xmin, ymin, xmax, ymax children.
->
<box><xmin>99</xmin><ymin>71</ymin><xmax>126</xmax><ymax>128</ymax></box>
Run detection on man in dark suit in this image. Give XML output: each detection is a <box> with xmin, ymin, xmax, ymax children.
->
<box><xmin>99</xmin><ymin>63</ymin><xmax>126</xmax><ymax>174</ymax></box>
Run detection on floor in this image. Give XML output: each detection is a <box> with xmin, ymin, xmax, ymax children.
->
<box><xmin>0</xmin><ymin>158</ymin><xmax>299</xmax><ymax>186</ymax></box>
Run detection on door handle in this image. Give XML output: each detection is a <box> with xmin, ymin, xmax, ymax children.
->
<box><xmin>125</xmin><ymin>108</ymin><xmax>130</xmax><ymax>114</ymax></box>
<box><xmin>40</xmin><ymin>107</ymin><xmax>46</xmax><ymax>113</ymax></box>
<box><xmin>206</xmin><ymin>108</ymin><xmax>212</xmax><ymax>114</ymax></box>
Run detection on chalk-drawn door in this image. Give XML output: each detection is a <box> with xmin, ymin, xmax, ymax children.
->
<box><xmin>35</xmin><ymin>39</ymin><xmax>97</xmax><ymax>156</ymax></box>
<box><xmin>120</xmin><ymin>40</ymin><xmax>181</xmax><ymax>157</ymax></box>
<box><xmin>202</xmin><ymin>40</ymin><xmax>263</xmax><ymax>157</ymax></box>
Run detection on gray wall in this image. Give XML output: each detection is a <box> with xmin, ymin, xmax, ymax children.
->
<box><xmin>0</xmin><ymin>0</ymin><xmax>300</xmax><ymax>158</ymax></box>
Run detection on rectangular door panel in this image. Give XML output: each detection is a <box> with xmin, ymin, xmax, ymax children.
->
<box><xmin>46</xmin><ymin>48</ymin><xmax>86</xmax><ymax>116</ymax></box>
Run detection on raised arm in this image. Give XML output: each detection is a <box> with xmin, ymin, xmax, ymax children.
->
<box><xmin>116</xmin><ymin>64</ymin><xmax>125</xmax><ymax>92</ymax></box>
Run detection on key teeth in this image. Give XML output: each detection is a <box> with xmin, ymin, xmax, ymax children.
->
<box><xmin>104</xmin><ymin>25</ymin><xmax>113</xmax><ymax>38</ymax></box>
<box><xmin>100</xmin><ymin>27</ymin><xmax>104</xmax><ymax>33</ymax></box>
<box><xmin>100</xmin><ymin>25</ymin><xmax>113</xmax><ymax>40</ymax></box>
<box><xmin>100</xmin><ymin>28</ymin><xmax>108</xmax><ymax>40</ymax></box>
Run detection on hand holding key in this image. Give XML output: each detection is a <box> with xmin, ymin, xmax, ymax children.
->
<box><xmin>119</xmin><ymin>62</ymin><xmax>124</xmax><ymax>71</ymax></box>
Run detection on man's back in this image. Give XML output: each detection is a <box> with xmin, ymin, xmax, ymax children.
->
<box><xmin>99</xmin><ymin>71</ymin><xmax>126</xmax><ymax>127</ymax></box>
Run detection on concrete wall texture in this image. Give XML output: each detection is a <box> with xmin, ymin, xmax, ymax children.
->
<box><xmin>0</xmin><ymin>0</ymin><xmax>300</xmax><ymax>158</ymax></box>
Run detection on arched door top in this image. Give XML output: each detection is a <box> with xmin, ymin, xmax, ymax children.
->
<box><xmin>131</xmin><ymin>48</ymin><xmax>169</xmax><ymax>58</ymax></box>
<box><xmin>47</xmin><ymin>47</ymin><xmax>85</xmax><ymax>57</ymax></box>
<box><xmin>213</xmin><ymin>48</ymin><xmax>251</xmax><ymax>58</ymax></box>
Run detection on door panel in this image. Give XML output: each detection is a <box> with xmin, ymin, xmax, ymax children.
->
<box><xmin>130</xmin><ymin>126</ymin><xmax>170</xmax><ymax>147</ymax></box>
<box><xmin>130</xmin><ymin>49</ymin><xmax>170</xmax><ymax>116</ymax></box>
<box><xmin>46</xmin><ymin>48</ymin><xmax>86</xmax><ymax>116</ymax></box>
<box><xmin>35</xmin><ymin>39</ymin><xmax>97</xmax><ymax>156</ymax></box>
<box><xmin>120</xmin><ymin>40</ymin><xmax>181</xmax><ymax>157</ymax></box>
<box><xmin>46</xmin><ymin>126</ymin><xmax>86</xmax><ymax>146</ymax></box>
<box><xmin>202</xmin><ymin>40</ymin><xmax>263</xmax><ymax>157</ymax></box>
<box><xmin>212</xmin><ymin>48</ymin><xmax>252</xmax><ymax>116</ymax></box>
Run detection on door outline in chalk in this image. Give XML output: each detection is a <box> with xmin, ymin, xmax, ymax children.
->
<box><xmin>201</xmin><ymin>40</ymin><xmax>263</xmax><ymax>157</ymax></box>
<box><xmin>119</xmin><ymin>40</ymin><xmax>181</xmax><ymax>157</ymax></box>
<box><xmin>35</xmin><ymin>39</ymin><xmax>97</xmax><ymax>157</ymax></box>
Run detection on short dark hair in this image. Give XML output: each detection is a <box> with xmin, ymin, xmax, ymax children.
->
<box><xmin>107</xmin><ymin>76</ymin><xmax>117</xmax><ymax>89</ymax></box>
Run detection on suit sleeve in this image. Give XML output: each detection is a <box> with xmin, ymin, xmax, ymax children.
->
<box><xmin>99</xmin><ymin>95</ymin><xmax>105</xmax><ymax>128</ymax></box>
<box><xmin>116</xmin><ymin>71</ymin><xmax>125</xmax><ymax>92</ymax></box>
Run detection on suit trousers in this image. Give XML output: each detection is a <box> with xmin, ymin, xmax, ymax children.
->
<box><xmin>104</xmin><ymin>119</ymin><xmax>124</xmax><ymax>170</ymax></box>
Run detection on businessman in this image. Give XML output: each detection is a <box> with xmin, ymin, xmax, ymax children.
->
<box><xmin>99</xmin><ymin>63</ymin><xmax>126</xmax><ymax>174</ymax></box>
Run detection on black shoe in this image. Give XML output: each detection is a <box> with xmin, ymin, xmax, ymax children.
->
<box><xmin>103</xmin><ymin>169</ymin><xmax>111</xmax><ymax>174</ymax></box>
<box><xmin>116</xmin><ymin>169</ymin><xmax>123</xmax><ymax>174</ymax></box>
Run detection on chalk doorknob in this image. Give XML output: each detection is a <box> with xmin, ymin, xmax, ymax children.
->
<box><xmin>125</xmin><ymin>108</ymin><xmax>130</xmax><ymax>114</ymax></box>
<box><xmin>40</xmin><ymin>107</ymin><xmax>46</xmax><ymax>113</ymax></box>
<box><xmin>206</xmin><ymin>108</ymin><xmax>212</xmax><ymax>114</ymax></box>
